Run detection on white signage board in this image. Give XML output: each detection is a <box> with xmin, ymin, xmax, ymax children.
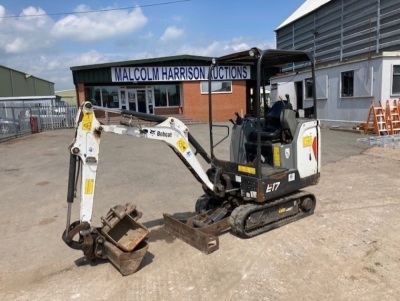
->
<box><xmin>111</xmin><ymin>65</ymin><xmax>251</xmax><ymax>82</ymax></box>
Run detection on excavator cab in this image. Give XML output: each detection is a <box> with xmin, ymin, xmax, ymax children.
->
<box><xmin>202</xmin><ymin>48</ymin><xmax>321</xmax><ymax>237</ymax></box>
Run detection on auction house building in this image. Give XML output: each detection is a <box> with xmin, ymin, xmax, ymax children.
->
<box><xmin>71</xmin><ymin>55</ymin><xmax>252</xmax><ymax>122</ymax></box>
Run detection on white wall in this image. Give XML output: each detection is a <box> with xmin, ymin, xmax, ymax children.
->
<box><xmin>271</xmin><ymin>54</ymin><xmax>400</xmax><ymax>126</ymax></box>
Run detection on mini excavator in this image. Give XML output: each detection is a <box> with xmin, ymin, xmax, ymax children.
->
<box><xmin>62</xmin><ymin>48</ymin><xmax>321</xmax><ymax>275</ymax></box>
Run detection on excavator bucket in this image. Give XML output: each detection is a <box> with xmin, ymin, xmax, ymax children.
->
<box><xmin>99</xmin><ymin>203</ymin><xmax>149</xmax><ymax>275</ymax></box>
<box><xmin>101</xmin><ymin>203</ymin><xmax>148</xmax><ymax>252</ymax></box>
<box><xmin>163</xmin><ymin>208</ymin><xmax>230</xmax><ymax>254</ymax></box>
<box><xmin>103</xmin><ymin>240</ymin><xmax>149</xmax><ymax>276</ymax></box>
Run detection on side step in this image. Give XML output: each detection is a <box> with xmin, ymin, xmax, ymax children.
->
<box><xmin>163</xmin><ymin>211</ymin><xmax>230</xmax><ymax>254</ymax></box>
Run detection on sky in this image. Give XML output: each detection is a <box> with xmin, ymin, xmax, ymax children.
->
<box><xmin>0</xmin><ymin>0</ymin><xmax>306</xmax><ymax>91</ymax></box>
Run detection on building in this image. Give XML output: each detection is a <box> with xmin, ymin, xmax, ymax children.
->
<box><xmin>273</xmin><ymin>0</ymin><xmax>400</xmax><ymax>126</ymax></box>
<box><xmin>0</xmin><ymin>65</ymin><xmax>54</xmax><ymax>98</ymax></box>
<box><xmin>0</xmin><ymin>64</ymin><xmax>58</xmax><ymax>108</ymax></box>
<box><xmin>55</xmin><ymin>89</ymin><xmax>77</xmax><ymax>106</ymax></box>
<box><xmin>71</xmin><ymin>55</ymin><xmax>252</xmax><ymax>122</ymax></box>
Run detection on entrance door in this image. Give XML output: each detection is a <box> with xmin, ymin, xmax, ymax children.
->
<box><xmin>127</xmin><ymin>90</ymin><xmax>137</xmax><ymax>111</ymax></box>
<box><xmin>120</xmin><ymin>88</ymin><xmax>154</xmax><ymax>114</ymax></box>
<box><xmin>119</xmin><ymin>89</ymin><xmax>127</xmax><ymax>110</ymax></box>
<box><xmin>136</xmin><ymin>90</ymin><xmax>147</xmax><ymax>113</ymax></box>
<box><xmin>295</xmin><ymin>81</ymin><xmax>303</xmax><ymax>110</ymax></box>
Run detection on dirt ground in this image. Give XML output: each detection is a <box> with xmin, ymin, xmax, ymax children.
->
<box><xmin>0</xmin><ymin>125</ymin><xmax>399</xmax><ymax>301</ymax></box>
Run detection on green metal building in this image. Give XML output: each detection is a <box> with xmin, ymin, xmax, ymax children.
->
<box><xmin>0</xmin><ymin>65</ymin><xmax>54</xmax><ymax>97</ymax></box>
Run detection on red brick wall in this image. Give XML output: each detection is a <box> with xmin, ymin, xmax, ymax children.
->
<box><xmin>76</xmin><ymin>83</ymin><xmax>85</xmax><ymax>105</ymax></box>
<box><xmin>155</xmin><ymin>107</ymin><xmax>179</xmax><ymax>115</ymax></box>
<box><xmin>182</xmin><ymin>81</ymin><xmax>246</xmax><ymax>122</ymax></box>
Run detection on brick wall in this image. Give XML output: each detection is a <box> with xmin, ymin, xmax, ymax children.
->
<box><xmin>76</xmin><ymin>83</ymin><xmax>85</xmax><ymax>105</ymax></box>
<box><xmin>182</xmin><ymin>81</ymin><xmax>246</xmax><ymax>122</ymax></box>
<box><xmin>155</xmin><ymin>107</ymin><xmax>179</xmax><ymax>115</ymax></box>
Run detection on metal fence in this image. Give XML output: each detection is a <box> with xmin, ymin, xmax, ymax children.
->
<box><xmin>0</xmin><ymin>104</ymin><xmax>77</xmax><ymax>141</ymax></box>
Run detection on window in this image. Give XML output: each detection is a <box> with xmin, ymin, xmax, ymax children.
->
<box><xmin>154</xmin><ymin>86</ymin><xmax>167</xmax><ymax>107</ymax></box>
<box><xmin>305</xmin><ymin>78</ymin><xmax>313</xmax><ymax>98</ymax></box>
<box><xmin>341</xmin><ymin>71</ymin><xmax>354</xmax><ymax>97</ymax></box>
<box><xmin>101</xmin><ymin>86</ymin><xmax>118</xmax><ymax>108</ymax></box>
<box><xmin>167</xmin><ymin>85</ymin><xmax>180</xmax><ymax>106</ymax></box>
<box><xmin>392</xmin><ymin>65</ymin><xmax>400</xmax><ymax>94</ymax></box>
<box><xmin>200</xmin><ymin>81</ymin><xmax>232</xmax><ymax>94</ymax></box>
<box><xmin>85</xmin><ymin>86</ymin><xmax>118</xmax><ymax>107</ymax></box>
<box><xmin>85</xmin><ymin>86</ymin><xmax>101</xmax><ymax>106</ymax></box>
<box><xmin>154</xmin><ymin>84</ymin><xmax>181</xmax><ymax>107</ymax></box>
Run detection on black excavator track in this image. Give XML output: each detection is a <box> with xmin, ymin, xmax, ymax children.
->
<box><xmin>229</xmin><ymin>190</ymin><xmax>316</xmax><ymax>238</ymax></box>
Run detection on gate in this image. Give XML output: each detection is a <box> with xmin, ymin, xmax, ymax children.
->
<box><xmin>0</xmin><ymin>104</ymin><xmax>77</xmax><ymax>141</ymax></box>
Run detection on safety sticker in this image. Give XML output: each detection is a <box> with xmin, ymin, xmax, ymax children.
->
<box><xmin>177</xmin><ymin>138</ymin><xmax>188</xmax><ymax>153</ymax></box>
<box><xmin>285</xmin><ymin>148</ymin><xmax>290</xmax><ymax>159</ymax></box>
<box><xmin>84</xmin><ymin>179</ymin><xmax>94</xmax><ymax>195</ymax></box>
<box><xmin>238</xmin><ymin>165</ymin><xmax>256</xmax><ymax>175</ymax></box>
<box><xmin>82</xmin><ymin>113</ymin><xmax>93</xmax><ymax>132</ymax></box>
<box><xmin>273</xmin><ymin>146</ymin><xmax>280</xmax><ymax>167</ymax></box>
<box><xmin>303</xmin><ymin>136</ymin><xmax>312</xmax><ymax>148</ymax></box>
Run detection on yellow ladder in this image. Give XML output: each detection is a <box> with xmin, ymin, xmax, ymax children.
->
<box><xmin>364</xmin><ymin>100</ymin><xmax>388</xmax><ymax>136</ymax></box>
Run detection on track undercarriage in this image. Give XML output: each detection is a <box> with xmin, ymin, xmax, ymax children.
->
<box><xmin>162</xmin><ymin>190</ymin><xmax>316</xmax><ymax>254</ymax></box>
<box><xmin>229</xmin><ymin>190</ymin><xmax>316</xmax><ymax>238</ymax></box>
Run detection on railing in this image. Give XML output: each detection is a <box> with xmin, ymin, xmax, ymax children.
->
<box><xmin>0</xmin><ymin>104</ymin><xmax>77</xmax><ymax>141</ymax></box>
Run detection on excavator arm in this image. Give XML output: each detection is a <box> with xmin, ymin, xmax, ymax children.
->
<box><xmin>63</xmin><ymin>102</ymin><xmax>224</xmax><ymax>274</ymax></box>
<box><xmin>69</xmin><ymin>101</ymin><xmax>214</xmax><ymax>225</ymax></box>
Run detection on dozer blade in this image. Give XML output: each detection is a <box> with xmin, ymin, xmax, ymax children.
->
<box><xmin>163</xmin><ymin>211</ymin><xmax>230</xmax><ymax>254</ymax></box>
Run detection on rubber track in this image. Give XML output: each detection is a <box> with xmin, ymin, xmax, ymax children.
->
<box><xmin>229</xmin><ymin>190</ymin><xmax>316</xmax><ymax>238</ymax></box>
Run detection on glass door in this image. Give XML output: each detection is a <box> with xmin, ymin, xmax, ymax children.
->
<box><xmin>147</xmin><ymin>89</ymin><xmax>154</xmax><ymax>114</ymax></box>
<box><xmin>119</xmin><ymin>87</ymin><xmax>154</xmax><ymax>114</ymax></box>
<box><xmin>136</xmin><ymin>90</ymin><xmax>146</xmax><ymax>113</ymax></box>
<box><xmin>127</xmin><ymin>89</ymin><xmax>137</xmax><ymax>111</ymax></box>
<box><xmin>119</xmin><ymin>89</ymin><xmax>127</xmax><ymax>110</ymax></box>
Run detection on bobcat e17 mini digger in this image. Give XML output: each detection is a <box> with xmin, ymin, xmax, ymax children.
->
<box><xmin>62</xmin><ymin>48</ymin><xmax>321</xmax><ymax>275</ymax></box>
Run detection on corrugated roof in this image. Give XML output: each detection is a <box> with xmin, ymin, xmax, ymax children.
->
<box><xmin>276</xmin><ymin>0</ymin><xmax>332</xmax><ymax>30</ymax></box>
<box><xmin>0</xmin><ymin>64</ymin><xmax>55</xmax><ymax>84</ymax></box>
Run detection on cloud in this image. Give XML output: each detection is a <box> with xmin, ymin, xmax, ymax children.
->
<box><xmin>51</xmin><ymin>6</ymin><xmax>148</xmax><ymax>43</ymax></box>
<box><xmin>0</xmin><ymin>5</ymin><xmax>55</xmax><ymax>54</ymax></box>
<box><xmin>0</xmin><ymin>5</ymin><xmax>5</xmax><ymax>21</ymax></box>
<box><xmin>160</xmin><ymin>26</ymin><xmax>184</xmax><ymax>42</ymax></box>
<box><xmin>167</xmin><ymin>37</ymin><xmax>275</xmax><ymax>57</ymax></box>
<box><xmin>71</xmin><ymin>50</ymin><xmax>109</xmax><ymax>66</ymax></box>
<box><xmin>0</xmin><ymin>3</ymin><xmax>276</xmax><ymax>91</ymax></box>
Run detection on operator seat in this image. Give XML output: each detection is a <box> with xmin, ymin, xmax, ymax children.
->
<box><xmin>280</xmin><ymin>109</ymin><xmax>297</xmax><ymax>142</ymax></box>
<box><xmin>248</xmin><ymin>100</ymin><xmax>297</xmax><ymax>143</ymax></box>
<box><xmin>261</xmin><ymin>101</ymin><xmax>285</xmax><ymax>141</ymax></box>
<box><xmin>246</xmin><ymin>101</ymin><xmax>297</xmax><ymax>164</ymax></box>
